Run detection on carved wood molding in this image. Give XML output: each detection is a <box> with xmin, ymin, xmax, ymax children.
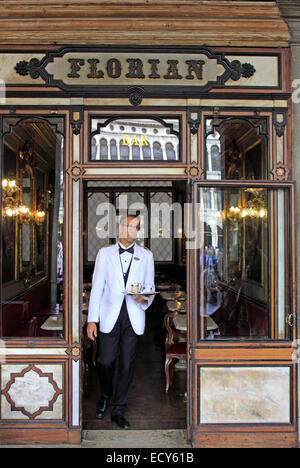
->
<box><xmin>66</xmin><ymin>342</ymin><xmax>81</xmax><ymax>362</ymax></box>
<box><xmin>187</xmin><ymin>110</ymin><xmax>201</xmax><ymax>135</ymax></box>
<box><xmin>273</xmin><ymin>110</ymin><xmax>287</xmax><ymax>137</ymax></box>
<box><xmin>66</xmin><ymin>161</ymin><xmax>86</xmax><ymax>181</ymax></box>
<box><xmin>0</xmin><ymin>1</ymin><xmax>289</xmax><ymax>46</ymax></box>
<box><xmin>270</xmin><ymin>162</ymin><xmax>290</xmax><ymax>181</ymax></box>
<box><xmin>70</xmin><ymin>109</ymin><xmax>83</xmax><ymax>135</ymax></box>
<box><xmin>128</xmin><ymin>87</ymin><xmax>144</xmax><ymax>107</ymax></box>
<box><xmin>1</xmin><ymin>364</ymin><xmax>63</xmax><ymax>420</ymax></box>
<box><xmin>14</xmin><ymin>46</ymin><xmax>257</xmax><ymax>98</ymax></box>
<box><xmin>185</xmin><ymin>164</ymin><xmax>204</xmax><ymax>180</ymax></box>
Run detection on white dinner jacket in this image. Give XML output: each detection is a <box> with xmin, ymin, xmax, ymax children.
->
<box><xmin>87</xmin><ymin>243</ymin><xmax>155</xmax><ymax>335</ymax></box>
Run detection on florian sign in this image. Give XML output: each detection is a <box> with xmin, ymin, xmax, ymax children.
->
<box><xmin>14</xmin><ymin>46</ymin><xmax>256</xmax><ymax>104</ymax></box>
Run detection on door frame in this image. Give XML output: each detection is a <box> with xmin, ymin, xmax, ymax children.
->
<box><xmin>0</xmin><ymin>104</ymin><xmax>296</xmax><ymax>447</ymax></box>
<box><xmin>189</xmin><ymin>179</ymin><xmax>298</xmax><ymax>448</ymax></box>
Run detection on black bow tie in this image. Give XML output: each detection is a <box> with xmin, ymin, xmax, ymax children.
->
<box><xmin>119</xmin><ymin>245</ymin><xmax>134</xmax><ymax>255</ymax></box>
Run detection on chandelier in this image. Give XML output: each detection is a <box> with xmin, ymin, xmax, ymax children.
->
<box><xmin>223</xmin><ymin>189</ymin><xmax>267</xmax><ymax>223</ymax></box>
<box><xmin>2</xmin><ymin>178</ymin><xmax>46</xmax><ymax>223</ymax></box>
<box><xmin>2</xmin><ymin>178</ymin><xmax>20</xmax><ymax>217</ymax></box>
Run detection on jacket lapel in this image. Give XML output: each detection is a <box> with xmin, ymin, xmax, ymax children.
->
<box><xmin>126</xmin><ymin>244</ymin><xmax>142</xmax><ymax>289</ymax></box>
<box><xmin>109</xmin><ymin>244</ymin><xmax>124</xmax><ymax>289</ymax></box>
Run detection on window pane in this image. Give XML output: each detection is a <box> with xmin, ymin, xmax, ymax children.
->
<box><xmin>90</xmin><ymin>117</ymin><xmax>180</xmax><ymax>161</ymax></box>
<box><xmin>205</xmin><ymin>118</ymin><xmax>267</xmax><ymax>180</ymax></box>
<box><xmin>87</xmin><ymin>191</ymin><xmax>111</xmax><ymax>262</ymax></box>
<box><xmin>150</xmin><ymin>191</ymin><xmax>173</xmax><ymax>261</ymax></box>
<box><xmin>197</xmin><ymin>187</ymin><xmax>291</xmax><ymax>340</ymax></box>
<box><xmin>1</xmin><ymin>120</ymin><xmax>64</xmax><ymax>338</ymax></box>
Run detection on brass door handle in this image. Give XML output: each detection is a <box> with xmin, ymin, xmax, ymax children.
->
<box><xmin>286</xmin><ymin>314</ymin><xmax>294</xmax><ymax>327</ymax></box>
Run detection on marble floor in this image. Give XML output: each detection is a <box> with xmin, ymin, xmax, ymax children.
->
<box><xmin>83</xmin><ymin>298</ymin><xmax>187</xmax><ymax>431</ymax></box>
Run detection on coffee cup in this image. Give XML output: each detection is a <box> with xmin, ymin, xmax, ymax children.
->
<box><xmin>131</xmin><ymin>283</ymin><xmax>141</xmax><ymax>294</ymax></box>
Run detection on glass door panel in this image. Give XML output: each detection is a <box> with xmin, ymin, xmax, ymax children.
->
<box><xmin>196</xmin><ymin>185</ymin><xmax>293</xmax><ymax>341</ymax></box>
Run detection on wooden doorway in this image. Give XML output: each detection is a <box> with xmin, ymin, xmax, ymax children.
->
<box><xmin>81</xmin><ymin>179</ymin><xmax>188</xmax><ymax>430</ymax></box>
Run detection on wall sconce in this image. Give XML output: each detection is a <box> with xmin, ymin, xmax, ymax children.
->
<box><xmin>222</xmin><ymin>206</ymin><xmax>241</xmax><ymax>223</ymax></box>
<box><xmin>18</xmin><ymin>204</ymin><xmax>32</xmax><ymax>223</ymax></box>
<box><xmin>2</xmin><ymin>178</ymin><xmax>18</xmax><ymax>195</ymax></box>
<box><xmin>18</xmin><ymin>141</ymin><xmax>33</xmax><ymax>163</ymax></box>
<box><xmin>2</xmin><ymin>178</ymin><xmax>20</xmax><ymax>218</ymax></box>
<box><xmin>223</xmin><ymin>203</ymin><xmax>267</xmax><ymax>223</ymax></box>
<box><xmin>34</xmin><ymin>191</ymin><xmax>46</xmax><ymax>224</ymax></box>
<box><xmin>34</xmin><ymin>209</ymin><xmax>46</xmax><ymax>224</ymax></box>
<box><xmin>241</xmin><ymin>208</ymin><xmax>267</xmax><ymax>219</ymax></box>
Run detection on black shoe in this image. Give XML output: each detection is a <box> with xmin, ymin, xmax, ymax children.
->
<box><xmin>111</xmin><ymin>414</ymin><xmax>130</xmax><ymax>430</ymax></box>
<box><xmin>96</xmin><ymin>397</ymin><xmax>109</xmax><ymax>419</ymax></box>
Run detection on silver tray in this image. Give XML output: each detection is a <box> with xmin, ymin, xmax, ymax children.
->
<box><xmin>123</xmin><ymin>291</ymin><xmax>160</xmax><ymax>296</ymax></box>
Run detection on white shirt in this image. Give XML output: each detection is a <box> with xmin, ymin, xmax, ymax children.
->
<box><xmin>118</xmin><ymin>241</ymin><xmax>135</xmax><ymax>276</ymax></box>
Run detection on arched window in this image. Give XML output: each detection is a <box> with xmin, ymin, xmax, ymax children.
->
<box><xmin>120</xmin><ymin>140</ymin><xmax>129</xmax><ymax>160</ymax></box>
<box><xmin>89</xmin><ymin>116</ymin><xmax>181</xmax><ymax>162</ymax></box>
<box><xmin>205</xmin><ymin>118</ymin><xmax>267</xmax><ymax>180</ymax></box>
<box><xmin>142</xmin><ymin>145</ymin><xmax>151</xmax><ymax>160</ymax></box>
<box><xmin>110</xmin><ymin>139</ymin><xmax>118</xmax><ymax>160</ymax></box>
<box><xmin>211</xmin><ymin>144</ymin><xmax>221</xmax><ymax>171</ymax></box>
<box><xmin>165</xmin><ymin>142</ymin><xmax>176</xmax><ymax>160</ymax></box>
<box><xmin>153</xmin><ymin>142</ymin><xmax>163</xmax><ymax>160</ymax></box>
<box><xmin>100</xmin><ymin>138</ymin><xmax>108</xmax><ymax>160</ymax></box>
<box><xmin>91</xmin><ymin>137</ymin><xmax>97</xmax><ymax>159</ymax></box>
<box><xmin>132</xmin><ymin>144</ymin><xmax>141</xmax><ymax>160</ymax></box>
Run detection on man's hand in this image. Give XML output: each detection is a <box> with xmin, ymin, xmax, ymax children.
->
<box><xmin>134</xmin><ymin>295</ymin><xmax>147</xmax><ymax>304</ymax></box>
<box><xmin>87</xmin><ymin>322</ymin><xmax>98</xmax><ymax>341</ymax></box>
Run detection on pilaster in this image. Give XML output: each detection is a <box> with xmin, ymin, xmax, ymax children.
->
<box><xmin>278</xmin><ymin>0</ymin><xmax>300</xmax><ymax>444</ymax></box>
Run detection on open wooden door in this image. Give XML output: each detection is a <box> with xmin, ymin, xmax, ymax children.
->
<box><xmin>188</xmin><ymin>179</ymin><xmax>297</xmax><ymax>448</ymax></box>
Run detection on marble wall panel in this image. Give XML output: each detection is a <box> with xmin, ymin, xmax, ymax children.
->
<box><xmin>200</xmin><ymin>366</ymin><xmax>290</xmax><ymax>424</ymax></box>
<box><xmin>1</xmin><ymin>364</ymin><xmax>64</xmax><ymax>420</ymax></box>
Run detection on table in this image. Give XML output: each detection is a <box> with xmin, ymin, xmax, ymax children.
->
<box><xmin>206</xmin><ymin>316</ymin><xmax>218</xmax><ymax>331</ymax></box>
<box><xmin>41</xmin><ymin>313</ymin><xmax>63</xmax><ymax>331</ymax></box>
<box><xmin>156</xmin><ymin>282</ymin><xmax>182</xmax><ymax>291</ymax></box>
<box><xmin>166</xmin><ymin>300</ymin><xmax>186</xmax><ymax>313</ymax></box>
<box><xmin>173</xmin><ymin>313</ymin><xmax>187</xmax><ymax>332</ymax></box>
<box><xmin>174</xmin><ymin>291</ymin><xmax>186</xmax><ymax>301</ymax></box>
<box><xmin>161</xmin><ymin>291</ymin><xmax>178</xmax><ymax>300</ymax></box>
<box><xmin>156</xmin><ymin>283</ymin><xmax>172</xmax><ymax>291</ymax></box>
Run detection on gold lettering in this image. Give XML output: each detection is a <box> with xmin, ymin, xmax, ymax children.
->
<box><xmin>122</xmin><ymin>135</ymin><xmax>130</xmax><ymax>145</ymax></box>
<box><xmin>140</xmin><ymin>135</ymin><xmax>149</xmax><ymax>146</ymax></box>
<box><xmin>131</xmin><ymin>135</ymin><xmax>139</xmax><ymax>146</ymax></box>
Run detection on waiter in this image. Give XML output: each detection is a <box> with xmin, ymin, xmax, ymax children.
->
<box><xmin>87</xmin><ymin>215</ymin><xmax>155</xmax><ymax>429</ymax></box>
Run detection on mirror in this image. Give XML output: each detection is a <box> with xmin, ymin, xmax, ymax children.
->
<box><xmin>20</xmin><ymin>167</ymin><xmax>34</xmax><ymax>279</ymax></box>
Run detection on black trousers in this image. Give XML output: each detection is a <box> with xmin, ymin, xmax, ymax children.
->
<box><xmin>97</xmin><ymin>300</ymin><xmax>139</xmax><ymax>416</ymax></box>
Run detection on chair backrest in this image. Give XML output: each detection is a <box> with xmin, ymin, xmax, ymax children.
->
<box><xmin>163</xmin><ymin>310</ymin><xmax>186</xmax><ymax>345</ymax></box>
<box><xmin>28</xmin><ymin>316</ymin><xmax>38</xmax><ymax>337</ymax></box>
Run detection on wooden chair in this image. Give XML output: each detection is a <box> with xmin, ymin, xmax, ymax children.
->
<box><xmin>27</xmin><ymin>316</ymin><xmax>38</xmax><ymax>337</ymax></box>
<box><xmin>163</xmin><ymin>310</ymin><xmax>187</xmax><ymax>392</ymax></box>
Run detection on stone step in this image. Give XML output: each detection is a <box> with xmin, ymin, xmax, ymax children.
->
<box><xmin>82</xmin><ymin>429</ymin><xmax>190</xmax><ymax>448</ymax></box>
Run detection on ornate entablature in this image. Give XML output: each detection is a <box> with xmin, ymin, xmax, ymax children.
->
<box><xmin>12</xmin><ymin>46</ymin><xmax>259</xmax><ymax>102</ymax></box>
